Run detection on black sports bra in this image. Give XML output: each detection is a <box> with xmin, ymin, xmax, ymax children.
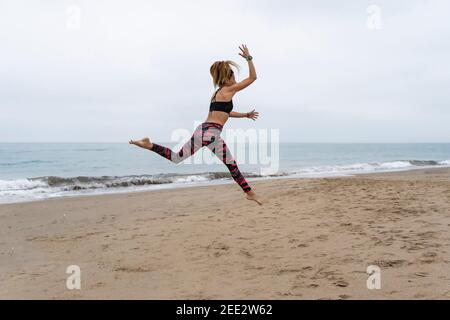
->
<box><xmin>209</xmin><ymin>87</ymin><xmax>233</xmax><ymax>114</ymax></box>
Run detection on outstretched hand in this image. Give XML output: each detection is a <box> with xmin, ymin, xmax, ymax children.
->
<box><xmin>239</xmin><ymin>44</ymin><xmax>251</xmax><ymax>59</ymax></box>
<box><xmin>246</xmin><ymin>109</ymin><xmax>259</xmax><ymax>121</ymax></box>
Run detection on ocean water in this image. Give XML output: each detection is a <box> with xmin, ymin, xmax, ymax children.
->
<box><xmin>1</xmin><ymin>143</ymin><xmax>449</xmax><ymax>203</ymax></box>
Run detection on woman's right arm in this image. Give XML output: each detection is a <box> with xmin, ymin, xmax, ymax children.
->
<box><xmin>229</xmin><ymin>44</ymin><xmax>257</xmax><ymax>93</ymax></box>
<box><xmin>247</xmin><ymin>58</ymin><xmax>257</xmax><ymax>80</ymax></box>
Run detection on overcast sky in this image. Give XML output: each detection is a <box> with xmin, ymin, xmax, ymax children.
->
<box><xmin>1</xmin><ymin>0</ymin><xmax>449</xmax><ymax>142</ymax></box>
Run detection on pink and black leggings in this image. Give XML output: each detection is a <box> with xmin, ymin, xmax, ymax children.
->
<box><xmin>150</xmin><ymin>122</ymin><xmax>252</xmax><ymax>193</ymax></box>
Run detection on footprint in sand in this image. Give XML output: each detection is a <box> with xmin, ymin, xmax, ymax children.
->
<box><xmin>277</xmin><ymin>268</ymin><xmax>302</xmax><ymax>275</ymax></box>
<box><xmin>316</xmin><ymin>235</ymin><xmax>328</xmax><ymax>241</ymax></box>
<box><xmin>277</xmin><ymin>292</ymin><xmax>303</xmax><ymax>297</ymax></box>
<box><xmin>90</xmin><ymin>282</ymin><xmax>106</xmax><ymax>289</ymax></box>
<box><xmin>206</xmin><ymin>241</ymin><xmax>230</xmax><ymax>257</ymax></box>
<box><xmin>413</xmin><ymin>272</ymin><xmax>428</xmax><ymax>278</ymax></box>
<box><xmin>239</xmin><ymin>249</ymin><xmax>253</xmax><ymax>258</ymax></box>
<box><xmin>372</xmin><ymin>259</ymin><xmax>408</xmax><ymax>268</ymax></box>
<box><xmin>113</xmin><ymin>265</ymin><xmax>154</xmax><ymax>273</ymax></box>
<box><xmin>334</xmin><ymin>280</ymin><xmax>349</xmax><ymax>288</ymax></box>
<box><xmin>422</xmin><ymin>251</ymin><xmax>437</xmax><ymax>258</ymax></box>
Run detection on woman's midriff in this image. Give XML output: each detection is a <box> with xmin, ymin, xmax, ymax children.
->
<box><xmin>206</xmin><ymin>111</ymin><xmax>229</xmax><ymax>126</ymax></box>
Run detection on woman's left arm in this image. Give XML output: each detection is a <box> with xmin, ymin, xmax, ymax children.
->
<box><xmin>229</xmin><ymin>109</ymin><xmax>259</xmax><ymax>120</ymax></box>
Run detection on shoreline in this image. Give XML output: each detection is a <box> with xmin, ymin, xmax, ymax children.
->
<box><xmin>2</xmin><ymin>164</ymin><xmax>450</xmax><ymax>206</ymax></box>
<box><xmin>1</xmin><ymin>167</ymin><xmax>449</xmax><ymax>299</ymax></box>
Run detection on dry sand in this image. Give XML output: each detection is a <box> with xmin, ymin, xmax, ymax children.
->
<box><xmin>1</xmin><ymin>168</ymin><xmax>449</xmax><ymax>299</ymax></box>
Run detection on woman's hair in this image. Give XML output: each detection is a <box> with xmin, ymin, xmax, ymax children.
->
<box><xmin>210</xmin><ymin>60</ymin><xmax>240</xmax><ymax>87</ymax></box>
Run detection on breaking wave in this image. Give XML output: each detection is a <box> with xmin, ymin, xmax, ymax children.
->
<box><xmin>290</xmin><ymin>160</ymin><xmax>450</xmax><ymax>177</ymax></box>
<box><xmin>1</xmin><ymin>159</ymin><xmax>449</xmax><ymax>203</ymax></box>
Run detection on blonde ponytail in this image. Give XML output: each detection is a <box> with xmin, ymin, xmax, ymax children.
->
<box><xmin>210</xmin><ymin>60</ymin><xmax>239</xmax><ymax>87</ymax></box>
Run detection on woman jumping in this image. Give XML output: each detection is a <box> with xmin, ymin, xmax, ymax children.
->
<box><xmin>129</xmin><ymin>44</ymin><xmax>262</xmax><ymax>205</ymax></box>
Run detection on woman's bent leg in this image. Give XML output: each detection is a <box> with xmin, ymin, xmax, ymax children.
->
<box><xmin>207</xmin><ymin>136</ymin><xmax>252</xmax><ymax>193</ymax></box>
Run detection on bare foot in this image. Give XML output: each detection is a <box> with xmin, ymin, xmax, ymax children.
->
<box><xmin>129</xmin><ymin>137</ymin><xmax>153</xmax><ymax>150</ymax></box>
<box><xmin>245</xmin><ymin>190</ymin><xmax>263</xmax><ymax>205</ymax></box>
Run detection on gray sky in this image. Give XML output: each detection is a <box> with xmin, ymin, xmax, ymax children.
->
<box><xmin>1</xmin><ymin>0</ymin><xmax>449</xmax><ymax>142</ymax></box>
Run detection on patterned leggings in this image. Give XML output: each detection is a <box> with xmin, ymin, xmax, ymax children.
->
<box><xmin>150</xmin><ymin>122</ymin><xmax>251</xmax><ymax>193</ymax></box>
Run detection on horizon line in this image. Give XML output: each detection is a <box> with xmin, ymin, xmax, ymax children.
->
<box><xmin>1</xmin><ymin>141</ymin><xmax>450</xmax><ymax>144</ymax></box>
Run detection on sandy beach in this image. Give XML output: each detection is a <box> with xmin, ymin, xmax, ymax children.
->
<box><xmin>1</xmin><ymin>168</ymin><xmax>449</xmax><ymax>300</ymax></box>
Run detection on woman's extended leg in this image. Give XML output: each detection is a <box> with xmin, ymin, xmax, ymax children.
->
<box><xmin>130</xmin><ymin>124</ymin><xmax>208</xmax><ymax>164</ymax></box>
<box><xmin>206</xmin><ymin>136</ymin><xmax>262</xmax><ymax>205</ymax></box>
